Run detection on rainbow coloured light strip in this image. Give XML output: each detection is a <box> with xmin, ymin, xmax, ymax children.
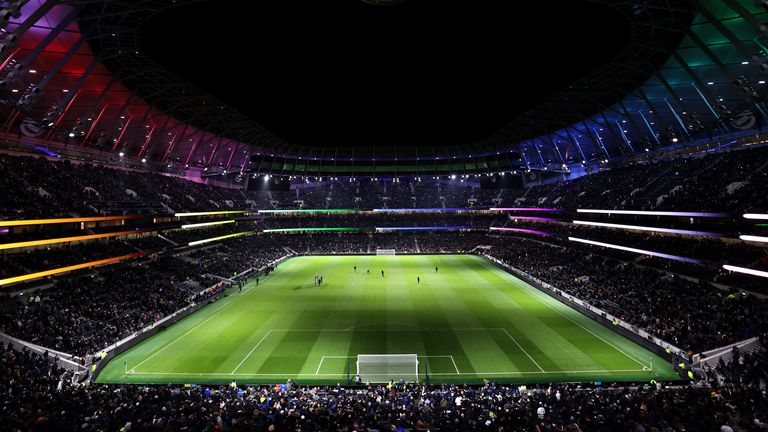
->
<box><xmin>722</xmin><ymin>264</ymin><xmax>768</xmax><ymax>279</ymax></box>
<box><xmin>258</xmin><ymin>209</ymin><xmax>356</xmax><ymax>214</ymax></box>
<box><xmin>576</xmin><ymin>209</ymin><xmax>727</xmax><ymax>217</ymax></box>
<box><xmin>739</xmin><ymin>235</ymin><xmax>768</xmax><ymax>243</ymax></box>
<box><xmin>187</xmin><ymin>231</ymin><xmax>255</xmax><ymax>246</ymax></box>
<box><xmin>489</xmin><ymin>227</ymin><xmax>552</xmax><ymax>236</ymax></box>
<box><xmin>181</xmin><ymin>220</ymin><xmax>235</xmax><ymax>230</ymax></box>
<box><xmin>508</xmin><ymin>216</ymin><xmax>558</xmax><ymax>222</ymax></box>
<box><xmin>568</xmin><ymin>237</ymin><xmax>702</xmax><ymax>264</ymax></box>
<box><xmin>491</xmin><ymin>208</ymin><xmax>563</xmax><ymax>212</ymax></box>
<box><xmin>375</xmin><ymin>226</ymin><xmax>471</xmax><ymax>231</ymax></box>
<box><xmin>0</xmin><ymin>215</ymin><xmax>142</xmax><ymax>227</ymax></box>
<box><xmin>0</xmin><ymin>253</ymin><xmax>144</xmax><ymax>286</ymax></box>
<box><xmin>0</xmin><ymin>230</ymin><xmax>147</xmax><ymax>251</ymax></box>
<box><xmin>743</xmin><ymin>213</ymin><xmax>768</xmax><ymax>220</ymax></box>
<box><xmin>573</xmin><ymin>220</ymin><xmax>721</xmax><ymax>237</ymax></box>
<box><xmin>174</xmin><ymin>210</ymin><xmax>249</xmax><ymax>217</ymax></box>
<box><xmin>262</xmin><ymin>228</ymin><xmax>363</xmax><ymax>233</ymax></box>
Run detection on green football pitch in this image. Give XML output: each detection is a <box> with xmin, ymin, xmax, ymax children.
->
<box><xmin>97</xmin><ymin>254</ymin><xmax>679</xmax><ymax>385</ymax></box>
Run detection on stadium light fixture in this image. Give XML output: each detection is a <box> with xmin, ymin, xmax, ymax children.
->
<box><xmin>722</xmin><ymin>264</ymin><xmax>768</xmax><ymax>278</ymax></box>
<box><xmin>744</xmin><ymin>213</ymin><xmax>768</xmax><ymax>220</ymax></box>
<box><xmin>0</xmin><ymin>253</ymin><xmax>144</xmax><ymax>286</ymax></box>
<box><xmin>739</xmin><ymin>235</ymin><xmax>768</xmax><ymax>243</ymax></box>
<box><xmin>489</xmin><ymin>227</ymin><xmax>552</xmax><ymax>236</ymax></box>
<box><xmin>573</xmin><ymin>220</ymin><xmax>721</xmax><ymax>237</ymax></box>
<box><xmin>576</xmin><ymin>209</ymin><xmax>727</xmax><ymax>217</ymax></box>
<box><xmin>568</xmin><ymin>237</ymin><xmax>702</xmax><ymax>264</ymax></box>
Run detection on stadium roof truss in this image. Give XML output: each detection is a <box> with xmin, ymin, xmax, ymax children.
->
<box><xmin>0</xmin><ymin>0</ymin><xmax>767</xmax><ymax>176</ymax></box>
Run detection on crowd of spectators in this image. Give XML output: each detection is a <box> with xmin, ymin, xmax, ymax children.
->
<box><xmin>1</xmin><ymin>338</ymin><xmax>766</xmax><ymax>431</ymax></box>
<box><xmin>0</xmin><ymin>154</ymin><xmax>247</xmax><ymax>219</ymax></box>
<box><xmin>0</xmin><ymin>236</ymin><xmax>288</xmax><ymax>357</ymax></box>
<box><xmin>2</xmin><ymin>144</ymin><xmax>767</xmax><ymax>219</ymax></box>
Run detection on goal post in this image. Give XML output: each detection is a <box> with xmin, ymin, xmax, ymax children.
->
<box><xmin>376</xmin><ymin>249</ymin><xmax>396</xmax><ymax>256</ymax></box>
<box><xmin>356</xmin><ymin>354</ymin><xmax>418</xmax><ymax>383</ymax></box>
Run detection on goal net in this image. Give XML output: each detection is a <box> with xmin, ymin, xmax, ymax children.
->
<box><xmin>356</xmin><ymin>354</ymin><xmax>418</xmax><ymax>383</ymax></box>
<box><xmin>376</xmin><ymin>249</ymin><xmax>396</xmax><ymax>256</ymax></box>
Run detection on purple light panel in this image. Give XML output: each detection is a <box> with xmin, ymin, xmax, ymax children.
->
<box><xmin>577</xmin><ymin>209</ymin><xmax>727</xmax><ymax>217</ymax></box>
<box><xmin>375</xmin><ymin>226</ymin><xmax>471</xmax><ymax>231</ymax></box>
<box><xmin>373</xmin><ymin>208</ymin><xmax>473</xmax><ymax>212</ymax></box>
<box><xmin>509</xmin><ymin>216</ymin><xmax>558</xmax><ymax>222</ymax></box>
<box><xmin>573</xmin><ymin>220</ymin><xmax>722</xmax><ymax>237</ymax></box>
<box><xmin>489</xmin><ymin>227</ymin><xmax>553</xmax><ymax>236</ymax></box>
<box><xmin>568</xmin><ymin>237</ymin><xmax>702</xmax><ymax>264</ymax></box>
<box><xmin>491</xmin><ymin>208</ymin><xmax>563</xmax><ymax>212</ymax></box>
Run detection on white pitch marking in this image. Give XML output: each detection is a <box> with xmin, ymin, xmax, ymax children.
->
<box><xmin>479</xmin><ymin>259</ymin><xmax>650</xmax><ymax>369</ymax></box>
<box><xmin>449</xmin><ymin>355</ymin><xmax>460</xmax><ymax>374</ymax></box>
<box><xmin>231</xmin><ymin>330</ymin><xmax>274</xmax><ymax>374</ymax></box>
<box><xmin>500</xmin><ymin>328</ymin><xmax>545</xmax><ymax>372</ymax></box>
<box><xmin>130</xmin><ymin>258</ymin><xmax>298</xmax><ymax>373</ymax></box>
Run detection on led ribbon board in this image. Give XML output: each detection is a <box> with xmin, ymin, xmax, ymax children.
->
<box><xmin>508</xmin><ymin>216</ymin><xmax>558</xmax><ymax>222</ymax></box>
<box><xmin>0</xmin><ymin>216</ymin><xmax>142</xmax><ymax>227</ymax></box>
<box><xmin>577</xmin><ymin>209</ymin><xmax>727</xmax><ymax>217</ymax></box>
<box><xmin>491</xmin><ymin>208</ymin><xmax>563</xmax><ymax>212</ymax></box>
<box><xmin>375</xmin><ymin>226</ymin><xmax>471</xmax><ymax>231</ymax></box>
<box><xmin>174</xmin><ymin>210</ymin><xmax>249</xmax><ymax>217</ymax></box>
<box><xmin>181</xmin><ymin>220</ymin><xmax>235</xmax><ymax>229</ymax></box>
<box><xmin>744</xmin><ymin>214</ymin><xmax>768</xmax><ymax>220</ymax></box>
<box><xmin>0</xmin><ymin>230</ymin><xmax>148</xmax><ymax>251</ymax></box>
<box><xmin>722</xmin><ymin>265</ymin><xmax>768</xmax><ymax>279</ymax></box>
<box><xmin>0</xmin><ymin>253</ymin><xmax>144</xmax><ymax>286</ymax></box>
<box><xmin>262</xmin><ymin>228</ymin><xmax>363</xmax><ymax>233</ymax></box>
<box><xmin>258</xmin><ymin>209</ymin><xmax>356</xmax><ymax>214</ymax></box>
<box><xmin>187</xmin><ymin>231</ymin><xmax>255</xmax><ymax>246</ymax></box>
<box><xmin>739</xmin><ymin>235</ymin><xmax>768</xmax><ymax>243</ymax></box>
<box><xmin>373</xmin><ymin>208</ymin><xmax>473</xmax><ymax>212</ymax></box>
<box><xmin>489</xmin><ymin>227</ymin><xmax>552</xmax><ymax>236</ymax></box>
<box><xmin>568</xmin><ymin>237</ymin><xmax>702</xmax><ymax>264</ymax></box>
<box><xmin>573</xmin><ymin>220</ymin><xmax>722</xmax><ymax>237</ymax></box>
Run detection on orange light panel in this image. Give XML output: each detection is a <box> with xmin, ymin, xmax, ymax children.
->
<box><xmin>0</xmin><ymin>216</ymin><xmax>143</xmax><ymax>227</ymax></box>
<box><xmin>0</xmin><ymin>230</ymin><xmax>147</xmax><ymax>251</ymax></box>
<box><xmin>0</xmin><ymin>253</ymin><xmax>144</xmax><ymax>286</ymax></box>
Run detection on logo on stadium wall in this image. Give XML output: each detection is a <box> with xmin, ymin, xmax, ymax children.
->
<box><xmin>19</xmin><ymin>117</ymin><xmax>44</xmax><ymax>137</ymax></box>
<box><xmin>731</xmin><ymin>110</ymin><xmax>756</xmax><ymax>130</ymax></box>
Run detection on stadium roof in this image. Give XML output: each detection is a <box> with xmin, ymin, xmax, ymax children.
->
<box><xmin>1</xmin><ymin>0</ymin><xmax>767</xmax><ymax>176</ymax></box>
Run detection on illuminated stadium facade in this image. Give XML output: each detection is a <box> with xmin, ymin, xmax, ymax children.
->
<box><xmin>0</xmin><ymin>1</ymin><xmax>766</xmax><ymax>177</ymax></box>
<box><xmin>1</xmin><ymin>2</ymin><xmax>768</xmax><ymax>431</ymax></box>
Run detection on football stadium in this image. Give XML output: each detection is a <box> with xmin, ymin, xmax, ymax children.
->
<box><xmin>1</xmin><ymin>0</ymin><xmax>767</xmax><ymax>430</ymax></box>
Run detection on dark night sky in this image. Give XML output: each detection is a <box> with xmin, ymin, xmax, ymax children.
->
<box><xmin>141</xmin><ymin>0</ymin><xmax>629</xmax><ymax>148</ymax></box>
